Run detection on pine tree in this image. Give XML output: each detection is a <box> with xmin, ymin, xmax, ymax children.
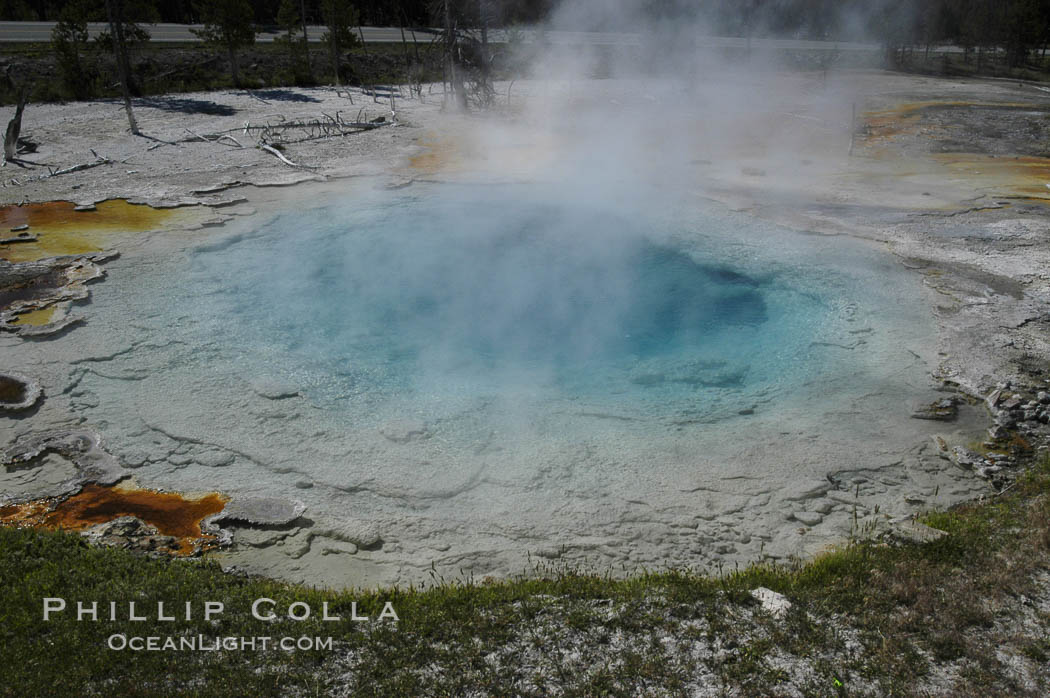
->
<box><xmin>193</xmin><ymin>0</ymin><xmax>257</xmax><ymax>87</ymax></box>
<box><xmin>51</xmin><ymin>0</ymin><xmax>92</xmax><ymax>99</ymax></box>
<box><xmin>276</xmin><ymin>0</ymin><xmax>311</xmax><ymax>83</ymax></box>
<box><xmin>321</xmin><ymin>0</ymin><xmax>359</xmax><ymax>85</ymax></box>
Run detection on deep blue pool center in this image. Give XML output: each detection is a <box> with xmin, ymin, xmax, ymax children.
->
<box><xmin>188</xmin><ymin>184</ymin><xmax>840</xmax><ymax>405</ymax></box>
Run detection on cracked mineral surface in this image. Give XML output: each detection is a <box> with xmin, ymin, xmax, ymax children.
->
<box><xmin>1</xmin><ymin>73</ymin><xmax>1048</xmax><ymax>588</ymax></box>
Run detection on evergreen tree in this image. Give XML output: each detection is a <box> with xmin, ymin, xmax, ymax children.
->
<box><xmin>0</xmin><ymin>0</ymin><xmax>36</xmax><ymax>20</ymax></box>
<box><xmin>51</xmin><ymin>0</ymin><xmax>92</xmax><ymax>99</ymax></box>
<box><xmin>193</xmin><ymin>0</ymin><xmax>257</xmax><ymax>87</ymax></box>
<box><xmin>277</xmin><ymin>0</ymin><xmax>300</xmax><ymax>42</ymax></box>
<box><xmin>1004</xmin><ymin>0</ymin><xmax>1044</xmax><ymax>66</ymax></box>
<box><xmin>102</xmin><ymin>0</ymin><xmax>153</xmax><ymax>134</ymax></box>
<box><xmin>95</xmin><ymin>0</ymin><xmax>155</xmax><ymax>96</ymax></box>
<box><xmin>321</xmin><ymin>0</ymin><xmax>359</xmax><ymax>85</ymax></box>
<box><xmin>276</xmin><ymin>0</ymin><xmax>311</xmax><ymax>83</ymax></box>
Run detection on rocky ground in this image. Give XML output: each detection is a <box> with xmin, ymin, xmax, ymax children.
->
<box><xmin>0</xmin><ymin>82</ymin><xmax>442</xmax><ymax>205</ymax></box>
<box><xmin>2</xmin><ymin>71</ymin><xmax>1050</xmax><ymax>561</ymax></box>
<box><xmin>2</xmin><ymin>68</ymin><xmax>1050</xmax><ymax>693</ymax></box>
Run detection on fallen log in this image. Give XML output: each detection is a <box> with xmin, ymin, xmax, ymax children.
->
<box><xmin>240</xmin><ymin>119</ymin><xmax>386</xmax><ymax>132</ymax></box>
<box><xmin>258</xmin><ymin>143</ymin><xmax>313</xmax><ymax>169</ymax></box>
<box><xmin>45</xmin><ymin>154</ymin><xmax>112</xmax><ymax>178</ymax></box>
<box><xmin>182</xmin><ymin>129</ymin><xmax>244</xmax><ymax>148</ymax></box>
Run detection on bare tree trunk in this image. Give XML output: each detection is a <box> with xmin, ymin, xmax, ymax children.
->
<box><xmin>399</xmin><ymin>19</ymin><xmax>411</xmax><ymax>68</ymax></box>
<box><xmin>444</xmin><ymin>0</ymin><xmax>453</xmax><ymax>95</ymax></box>
<box><xmin>480</xmin><ymin>0</ymin><xmax>490</xmax><ymax>74</ymax></box>
<box><xmin>848</xmin><ymin>102</ymin><xmax>856</xmax><ymax>157</ymax></box>
<box><xmin>403</xmin><ymin>8</ymin><xmax>420</xmax><ymax>63</ymax></box>
<box><xmin>329</xmin><ymin>36</ymin><xmax>341</xmax><ymax>86</ymax></box>
<box><xmin>3</xmin><ymin>88</ymin><xmax>28</xmax><ymax>163</ymax></box>
<box><xmin>104</xmin><ymin>0</ymin><xmax>139</xmax><ymax>135</ymax></box>
<box><xmin>228</xmin><ymin>45</ymin><xmax>241</xmax><ymax>86</ymax></box>
<box><xmin>299</xmin><ymin>0</ymin><xmax>312</xmax><ymax>77</ymax></box>
<box><xmin>478</xmin><ymin>0</ymin><xmax>493</xmax><ymax>105</ymax></box>
<box><xmin>444</xmin><ymin>0</ymin><xmax>467</xmax><ymax>111</ymax></box>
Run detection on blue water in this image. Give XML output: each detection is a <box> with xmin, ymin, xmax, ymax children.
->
<box><xmin>55</xmin><ymin>180</ymin><xmax>947</xmax><ymax>586</ymax></box>
<box><xmin>185</xmin><ymin>184</ymin><xmax>839</xmax><ymax>410</ymax></box>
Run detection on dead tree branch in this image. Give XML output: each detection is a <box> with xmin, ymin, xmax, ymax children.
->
<box><xmin>242</xmin><ymin>112</ymin><xmax>390</xmax><ymax>147</ymax></box>
<box><xmin>44</xmin><ymin>153</ymin><xmax>112</xmax><ymax>178</ymax></box>
<box><xmin>182</xmin><ymin>129</ymin><xmax>244</xmax><ymax>148</ymax></box>
<box><xmin>258</xmin><ymin>143</ymin><xmax>311</xmax><ymax>168</ymax></box>
<box><xmin>3</xmin><ymin>88</ymin><xmax>29</xmax><ymax>165</ymax></box>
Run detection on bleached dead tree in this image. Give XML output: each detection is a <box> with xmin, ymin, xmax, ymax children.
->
<box><xmin>246</xmin><ymin>111</ymin><xmax>388</xmax><ymax>146</ymax></box>
<box><xmin>442</xmin><ymin>0</ymin><xmax>468</xmax><ymax>111</ymax></box>
<box><xmin>103</xmin><ymin>0</ymin><xmax>141</xmax><ymax>135</ymax></box>
<box><xmin>168</xmin><ymin>110</ymin><xmax>391</xmax><ymax>169</ymax></box>
<box><xmin>3</xmin><ymin>88</ymin><xmax>28</xmax><ymax>164</ymax></box>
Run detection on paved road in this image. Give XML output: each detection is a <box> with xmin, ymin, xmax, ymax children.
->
<box><xmin>0</xmin><ymin>22</ymin><xmax>433</xmax><ymax>43</ymax></box>
<box><xmin>0</xmin><ymin>21</ymin><xmax>881</xmax><ymax>51</ymax></box>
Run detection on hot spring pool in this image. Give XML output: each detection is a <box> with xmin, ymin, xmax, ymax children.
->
<box><xmin>58</xmin><ymin>182</ymin><xmax>987</xmax><ymax>586</ymax></box>
<box><xmin>193</xmin><ymin>186</ymin><xmax>825</xmax><ymax>410</ymax></box>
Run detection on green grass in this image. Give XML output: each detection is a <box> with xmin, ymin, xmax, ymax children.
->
<box><xmin>4</xmin><ymin>454</ymin><xmax>1050</xmax><ymax>696</ymax></box>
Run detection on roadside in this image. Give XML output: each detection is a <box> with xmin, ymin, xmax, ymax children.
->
<box><xmin>0</xmin><ymin>41</ymin><xmax>449</xmax><ymax>105</ymax></box>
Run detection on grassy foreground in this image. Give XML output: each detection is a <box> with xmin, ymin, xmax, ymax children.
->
<box><xmin>4</xmin><ymin>456</ymin><xmax>1050</xmax><ymax>696</ymax></box>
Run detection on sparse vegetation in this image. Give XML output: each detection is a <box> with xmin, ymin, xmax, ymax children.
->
<box><xmin>0</xmin><ymin>41</ymin><xmax>448</xmax><ymax>105</ymax></box>
<box><xmin>101</xmin><ymin>0</ymin><xmax>155</xmax><ymax>134</ymax></box>
<box><xmin>320</xmin><ymin>0</ymin><xmax>360</xmax><ymax>86</ymax></box>
<box><xmin>5</xmin><ymin>0</ymin><xmax>1050</xmax><ymax>107</ymax></box>
<box><xmin>4</xmin><ymin>453</ymin><xmax>1050</xmax><ymax>695</ymax></box>
<box><xmin>192</xmin><ymin>0</ymin><xmax>257</xmax><ymax>87</ymax></box>
<box><xmin>50</xmin><ymin>0</ymin><xmax>92</xmax><ymax>99</ymax></box>
<box><xmin>275</xmin><ymin>0</ymin><xmax>312</xmax><ymax>85</ymax></box>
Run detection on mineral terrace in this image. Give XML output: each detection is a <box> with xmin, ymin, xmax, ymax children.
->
<box><xmin>1</xmin><ymin>71</ymin><xmax>1049</xmax><ymax>588</ymax></box>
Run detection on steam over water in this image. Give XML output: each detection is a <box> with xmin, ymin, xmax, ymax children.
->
<box><xmin>198</xmin><ymin>185</ymin><xmax>821</xmax><ymax>408</ymax></box>
<box><xmin>172</xmin><ymin>182</ymin><xmax>862</xmax><ymax>437</ymax></box>
<box><xmin>64</xmin><ymin>180</ymin><xmax>972</xmax><ymax>587</ymax></box>
<box><xmin>0</xmin><ymin>0</ymin><xmax>1001</xmax><ymax>593</ymax></box>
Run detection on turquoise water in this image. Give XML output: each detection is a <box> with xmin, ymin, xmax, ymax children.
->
<box><xmin>55</xmin><ymin>180</ymin><xmax>951</xmax><ymax>586</ymax></box>
<box><xmin>185</xmin><ymin>184</ymin><xmax>836</xmax><ymax>411</ymax></box>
